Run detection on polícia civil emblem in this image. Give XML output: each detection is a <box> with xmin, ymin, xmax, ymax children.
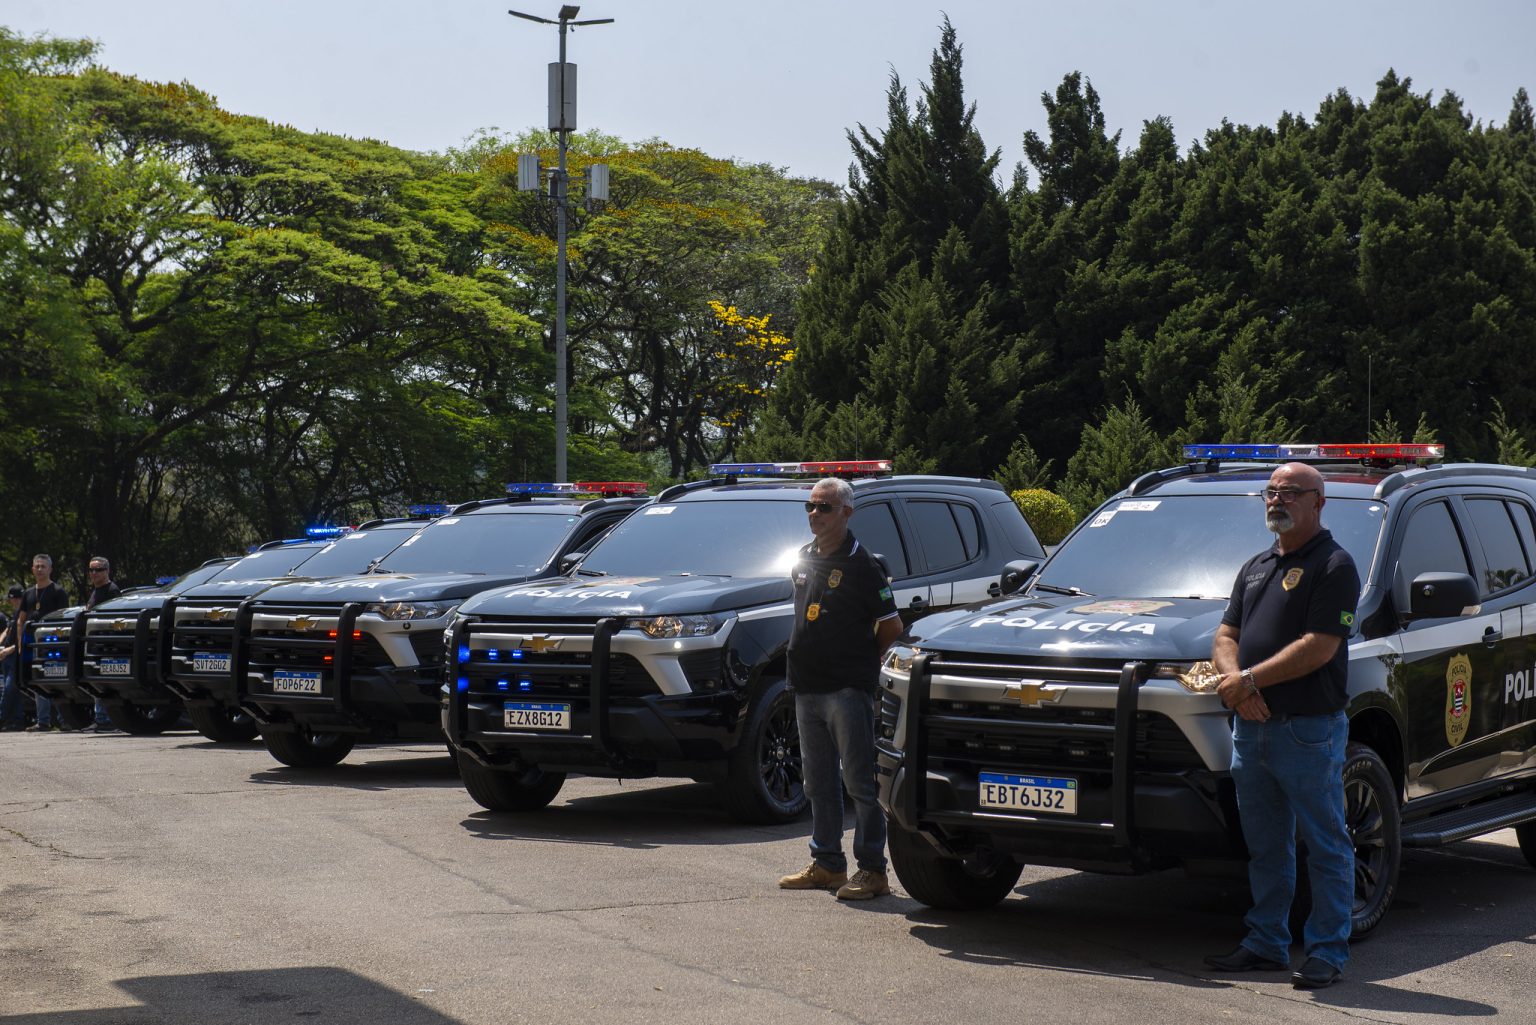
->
<box><xmin>1445</xmin><ymin>653</ymin><xmax>1472</xmax><ymax>748</ymax></box>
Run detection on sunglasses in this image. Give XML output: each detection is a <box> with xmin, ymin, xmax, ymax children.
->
<box><xmin>804</xmin><ymin>501</ymin><xmax>840</xmax><ymax>514</ymax></box>
<box><xmin>89</xmin><ymin>566</ymin><xmax>107</xmax><ymax>572</ymax></box>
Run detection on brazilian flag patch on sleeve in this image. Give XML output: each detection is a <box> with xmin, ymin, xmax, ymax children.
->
<box><xmin>1340</xmin><ymin>611</ymin><xmax>1355</xmax><ymax>627</ymax></box>
<box><xmin>879</xmin><ymin>587</ymin><xmax>892</xmax><ymax>601</ymax></box>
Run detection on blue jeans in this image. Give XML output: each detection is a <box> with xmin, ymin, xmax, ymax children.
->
<box><xmin>1231</xmin><ymin>711</ymin><xmax>1353</xmax><ymax>970</ymax></box>
<box><xmin>0</xmin><ymin>667</ymin><xmax>19</xmax><ymax>725</ymax></box>
<box><xmin>795</xmin><ymin>688</ymin><xmax>886</xmax><ymax>874</ymax></box>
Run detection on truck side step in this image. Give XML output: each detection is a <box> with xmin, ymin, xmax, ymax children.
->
<box><xmin>1401</xmin><ymin>791</ymin><xmax>1536</xmax><ymax>847</ymax></box>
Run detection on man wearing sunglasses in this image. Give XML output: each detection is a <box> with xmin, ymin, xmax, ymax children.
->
<box><xmin>81</xmin><ymin>557</ymin><xmax>122</xmax><ymax>733</ymax></box>
<box><xmin>1204</xmin><ymin>462</ymin><xmax>1359</xmax><ymax>990</ymax></box>
<box><xmin>778</xmin><ymin>478</ymin><xmax>903</xmax><ymax>900</ymax></box>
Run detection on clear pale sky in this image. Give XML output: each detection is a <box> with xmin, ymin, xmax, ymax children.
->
<box><xmin>7</xmin><ymin>0</ymin><xmax>1534</xmax><ymax>184</ymax></box>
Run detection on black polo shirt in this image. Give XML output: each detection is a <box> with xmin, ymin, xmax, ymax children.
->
<box><xmin>787</xmin><ymin>530</ymin><xmax>901</xmax><ymax>696</ymax></box>
<box><xmin>1222</xmin><ymin>528</ymin><xmax>1360</xmax><ymax>715</ymax></box>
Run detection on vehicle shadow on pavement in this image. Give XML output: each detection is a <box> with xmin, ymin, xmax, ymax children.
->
<box><xmin>460</xmin><ymin>780</ymin><xmax>812</xmax><ymax>850</ymax></box>
<box><xmin>0</xmin><ymin>966</ymin><xmax>467</xmax><ymax>1025</ymax></box>
<box><xmin>900</xmin><ymin>845</ymin><xmax>1524</xmax><ymax>1017</ymax></box>
<box><xmin>246</xmin><ymin>753</ymin><xmax>464</xmax><ymax>792</ymax></box>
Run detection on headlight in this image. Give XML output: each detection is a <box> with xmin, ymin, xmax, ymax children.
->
<box><xmin>882</xmin><ymin>644</ymin><xmax>918</xmax><ymax>675</ymax></box>
<box><xmin>628</xmin><ymin>613</ymin><xmax>732</xmax><ymax>639</ymax></box>
<box><xmin>1150</xmin><ymin>660</ymin><xmax>1222</xmax><ymax>694</ymax></box>
<box><xmin>364</xmin><ymin>600</ymin><xmax>461</xmax><ymax>622</ymax></box>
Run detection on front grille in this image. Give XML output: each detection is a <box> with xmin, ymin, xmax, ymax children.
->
<box><xmin>169</xmin><ymin>605</ymin><xmax>237</xmax><ymax>667</ymax></box>
<box><xmin>462</xmin><ymin>617</ymin><xmax>661</xmax><ymax>702</ymax></box>
<box><xmin>246</xmin><ymin>605</ymin><xmax>391</xmax><ymax>678</ymax></box>
<box><xmin>879</xmin><ymin>690</ymin><xmax>902</xmax><ymax>740</ymax></box>
<box><xmin>923</xmin><ymin>653</ymin><xmax>1202</xmax><ymax>772</ymax></box>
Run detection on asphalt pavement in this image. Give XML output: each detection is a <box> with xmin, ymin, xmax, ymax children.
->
<box><xmin>2</xmin><ymin>729</ymin><xmax>1534</xmax><ymax>1025</ymax></box>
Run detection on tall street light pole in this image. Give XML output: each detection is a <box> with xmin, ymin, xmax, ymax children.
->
<box><xmin>509</xmin><ymin>5</ymin><xmax>613</xmax><ymax>482</ymax></box>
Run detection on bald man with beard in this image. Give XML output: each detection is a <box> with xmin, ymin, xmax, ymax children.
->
<box><xmin>1203</xmin><ymin>462</ymin><xmax>1360</xmax><ymax>990</ymax></box>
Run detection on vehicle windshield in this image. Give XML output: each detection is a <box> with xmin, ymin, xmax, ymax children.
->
<box><xmin>217</xmin><ymin>543</ymin><xmax>325</xmax><ymax>581</ymax></box>
<box><xmin>161</xmin><ymin>561</ymin><xmax>237</xmax><ymax>594</ymax></box>
<box><xmin>580</xmin><ymin>500</ymin><xmax>809</xmax><ymax>578</ymax></box>
<box><xmin>289</xmin><ymin>526</ymin><xmax>419</xmax><ymax>578</ymax></box>
<box><xmin>1038</xmin><ymin>494</ymin><xmax>1386</xmax><ymax>599</ymax></box>
<box><xmin>373</xmin><ymin>512</ymin><xmax>575</xmax><ymax>575</ymax></box>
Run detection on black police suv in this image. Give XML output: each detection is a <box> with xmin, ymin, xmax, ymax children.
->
<box><xmin>162</xmin><ymin>521</ymin><xmax>429</xmax><ymax>742</ymax></box>
<box><xmin>67</xmin><ymin>557</ymin><xmax>242</xmax><ymax>734</ymax></box>
<box><xmin>876</xmin><ymin>442</ymin><xmax>1536</xmax><ymax>937</ymax></box>
<box><xmin>22</xmin><ymin>603</ymin><xmax>95</xmax><ymax>729</ymax></box>
<box><xmin>443</xmin><ymin>461</ymin><xmax>1046</xmax><ymax>824</ymax></box>
<box><xmin>235</xmin><ymin>486</ymin><xmax>649</xmax><ymax>769</ymax></box>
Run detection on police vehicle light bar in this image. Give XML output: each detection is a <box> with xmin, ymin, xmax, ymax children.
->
<box><xmin>407</xmin><ymin>503</ymin><xmax>451</xmax><ymax>517</ymax></box>
<box><xmin>155</xmin><ymin>575</ymin><xmax>176</xmax><ymax>586</ymax></box>
<box><xmin>708</xmin><ymin>459</ymin><xmax>894</xmax><ymax>477</ymax></box>
<box><xmin>1314</xmin><ymin>442</ymin><xmax>1445</xmax><ymax>460</ymax></box>
<box><xmin>305</xmin><ymin>525</ymin><xmax>352</xmax><ymax>539</ymax></box>
<box><xmin>505</xmin><ymin>481</ymin><xmax>649</xmax><ymax>497</ymax></box>
<box><xmin>1183</xmin><ymin>442</ymin><xmax>1445</xmax><ymax>462</ymax></box>
<box><xmin>574</xmin><ymin>481</ymin><xmax>649</xmax><ymax>496</ymax></box>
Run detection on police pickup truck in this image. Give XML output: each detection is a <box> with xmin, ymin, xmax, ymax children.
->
<box><xmin>235</xmin><ymin>485</ymin><xmax>649</xmax><ymax>769</ymax></box>
<box><xmin>162</xmin><ymin>518</ymin><xmax>433</xmax><ymax>742</ymax></box>
<box><xmin>877</xmin><ymin>443</ymin><xmax>1536</xmax><ymax>937</ymax></box>
<box><xmin>443</xmin><ymin>461</ymin><xmax>1045</xmax><ymax>823</ymax></box>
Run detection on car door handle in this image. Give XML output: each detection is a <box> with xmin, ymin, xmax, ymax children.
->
<box><xmin>1484</xmin><ymin>626</ymin><xmax>1502</xmax><ymax>648</ymax></box>
<box><xmin>909</xmin><ymin>596</ymin><xmax>928</xmax><ymax>610</ymax></box>
<box><xmin>987</xmin><ymin>582</ymin><xmax>1002</xmax><ymax>597</ymax></box>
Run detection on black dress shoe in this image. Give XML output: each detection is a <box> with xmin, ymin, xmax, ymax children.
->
<box><xmin>1204</xmin><ymin>946</ymin><xmax>1289</xmax><ymax>972</ymax></box>
<box><xmin>1292</xmin><ymin>956</ymin><xmax>1342</xmax><ymax>989</ymax></box>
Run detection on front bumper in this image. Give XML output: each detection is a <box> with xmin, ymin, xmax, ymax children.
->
<box><xmin>877</xmin><ymin>652</ymin><xmax>1244</xmax><ymax>872</ymax></box>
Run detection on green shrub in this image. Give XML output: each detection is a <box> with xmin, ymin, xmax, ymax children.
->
<box><xmin>1011</xmin><ymin>489</ymin><xmax>1077</xmax><ymax>546</ymax></box>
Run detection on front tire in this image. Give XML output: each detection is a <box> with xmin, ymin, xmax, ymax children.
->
<box><xmin>263</xmin><ymin>729</ymin><xmax>355</xmax><ymax>769</ymax></box>
<box><xmin>888</xmin><ymin>823</ymin><xmax>1023</xmax><ymax>910</ymax></box>
<box><xmin>718</xmin><ymin>678</ymin><xmax>807</xmax><ymax>824</ymax></box>
<box><xmin>1514</xmin><ymin>821</ymin><xmax>1536</xmax><ymax>868</ymax></box>
<box><xmin>186</xmin><ymin>703</ymin><xmax>260</xmax><ymax>743</ymax></box>
<box><xmin>105</xmin><ymin>701</ymin><xmax>181</xmax><ymax>735</ymax></box>
<box><xmin>54</xmin><ymin>700</ymin><xmax>94</xmax><ymax>731</ymax></box>
<box><xmin>460</xmin><ymin>758</ymin><xmax>565</xmax><ymax>812</ymax></box>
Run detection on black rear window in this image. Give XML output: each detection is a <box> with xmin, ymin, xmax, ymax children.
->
<box><xmin>1039</xmin><ymin>494</ymin><xmax>1384</xmax><ymax>599</ymax></box>
<box><xmin>374</xmin><ymin>512</ymin><xmax>575</xmax><ymax>575</ymax></box>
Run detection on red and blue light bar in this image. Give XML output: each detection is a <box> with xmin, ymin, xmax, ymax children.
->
<box><xmin>504</xmin><ymin>482</ymin><xmax>649</xmax><ymax>497</ymax></box>
<box><xmin>1183</xmin><ymin>442</ymin><xmax>1445</xmax><ymax>461</ymax></box>
<box><xmin>708</xmin><ymin>459</ymin><xmax>894</xmax><ymax>477</ymax></box>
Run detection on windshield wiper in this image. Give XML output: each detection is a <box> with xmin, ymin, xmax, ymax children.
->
<box><xmin>576</xmin><ymin>568</ymin><xmax>607</xmax><ymax>577</ymax></box>
<box><xmin>1034</xmin><ymin>583</ymin><xmax>1094</xmax><ymax>597</ymax></box>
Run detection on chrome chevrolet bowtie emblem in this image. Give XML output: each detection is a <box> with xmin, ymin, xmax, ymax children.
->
<box><xmin>1003</xmin><ymin>682</ymin><xmax>1064</xmax><ymax>708</ymax></box>
<box><xmin>519</xmin><ymin>634</ymin><xmax>561</xmax><ymax>654</ymax></box>
<box><xmin>288</xmin><ymin>616</ymin><xmax>318</xmax><ymax>632</ymax></box>
<box><xmin>206</xmin><ymin>607</ymin><xmax>232</xmax><ymax>622</ymax></box>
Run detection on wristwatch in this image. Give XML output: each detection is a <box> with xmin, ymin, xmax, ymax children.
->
<box><xmin>1240</xmin><ymin>668</ymin><xmax>1258</xmax><ymax>696</ymax></box>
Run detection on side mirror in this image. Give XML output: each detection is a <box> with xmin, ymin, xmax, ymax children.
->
<box><xmin>1407</xmin><ymin>571</ymin><xmax>1479</xmax><ymax>620</ymax></box>
<box><xmin>999</xmin><ymin>559</ymin><xmax>1040</xmax><ymax>596</ymax></box>
<box><xmin>558</xmin><ymin>552</ymin><xmax>587</xmax><ymax>574</ymax></box>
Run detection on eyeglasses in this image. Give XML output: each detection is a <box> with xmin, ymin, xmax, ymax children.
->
<box><xmin>88</xmin><ymin>565</ymin><xmax>107</xmax><ymax>573</ymax></box>
<box><xmin>804</xmin><ymin>501</ymin><xmax>839</xmax><ymax>514</ymax></box>
<box><xmin>1262</xmin><ymin>487</ymin><xmax>1320</xmax><ymax>504</ymax></box>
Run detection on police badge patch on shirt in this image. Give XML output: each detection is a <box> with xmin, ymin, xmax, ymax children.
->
<box><xmin>828</xmin><ymin>569</ymin><xmax>843</xmax><ymax>588</ymax></box>
<box><xmin>1282</xmin><ymin>568</ymin><xmax>1304</xmax><ymax>591</ymax></box>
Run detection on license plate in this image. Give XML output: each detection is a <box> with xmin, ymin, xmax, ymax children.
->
<box><xmin>273</xmin><ymin>670</ymin><xmax>322</xmax><ymax>694</ymax></box>
<box><xmin>978</xmin><ymin>771</ymin><xmax>1078</xmax><ymax>815</ymax></box>
<box><xmin>101</xmin><ymin>658</ymin><xmax>131</xmax><ymax>676</ymax></box>
<box><xmin>503</xmin><ymin>701</ymin><xmax>571</xmax><ymax>731</ymax></box>
<box><xmin>40</xmin><ymin>663</ymin><xmax>67</xmax><ymax>678</ymax></box>
<box><xmin>193</xmin><ymin>652</ymin><xmax>231</xmax><ymax>673</ymax></box>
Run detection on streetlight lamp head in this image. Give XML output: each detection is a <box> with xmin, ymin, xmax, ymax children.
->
<box><xmin>559</xmin><ymin>4</ymin><xmax>581</xmax><ymax>19</ymax></box>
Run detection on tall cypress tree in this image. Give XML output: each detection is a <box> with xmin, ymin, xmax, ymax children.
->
<box><xmin>762</xmin><ymin>17</ymin><xmax>1016</xmax><ymax>475</ymax></box>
